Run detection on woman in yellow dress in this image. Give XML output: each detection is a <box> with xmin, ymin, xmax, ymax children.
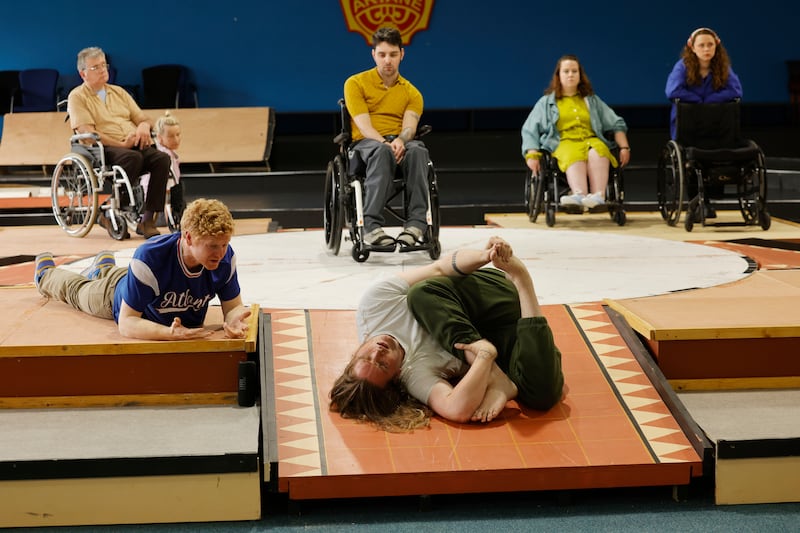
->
<box><xmin>521</xmin><ymin>55</ymin><xmax>631</xmax><ymax>209</ymax></box>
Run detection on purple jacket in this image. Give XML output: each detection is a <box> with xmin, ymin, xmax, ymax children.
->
<box><xmin>665</xmin><ymin>59</ymin><xmax>743</xmax><ymax>139</ymax></box>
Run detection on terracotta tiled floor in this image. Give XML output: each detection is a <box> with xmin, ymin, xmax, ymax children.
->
<box><xmin>266</xmin><ymin>304</ymin><xmax>703</xmax><ymax>500</ymax></box>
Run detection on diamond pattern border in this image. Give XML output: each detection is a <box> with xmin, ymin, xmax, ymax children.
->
<box><xmin>569</xmin><ymin>303</ymin><xmax>699</xmax><ymax>463</ymax></box>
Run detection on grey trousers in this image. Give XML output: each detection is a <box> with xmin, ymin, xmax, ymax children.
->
<box><xmin>37</xmin><ymin>266</ymin><xmax>127</xmax><ymax>320</ymax></box>
<box><xmin>348</xmin><ymin>139</ymin><xmax>429</xmax><ymax>233</ymax></box>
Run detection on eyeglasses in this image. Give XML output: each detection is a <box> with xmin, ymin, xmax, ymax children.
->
<box><xmin>84</xmin><ymin>63</ymin><xmax>109</xmax><ymax>72</ymax></box>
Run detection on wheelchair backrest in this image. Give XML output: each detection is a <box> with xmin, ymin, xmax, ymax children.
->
<box><xmin>675</xmin><ymin>101</ymin><xmax>743</xmax><ymax>150</ymax></box>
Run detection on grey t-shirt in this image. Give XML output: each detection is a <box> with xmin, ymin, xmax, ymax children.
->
<box><xmin>356</xmin><ymin>275</ymin><xmax>468</xmax><ymax>404</ymax></box>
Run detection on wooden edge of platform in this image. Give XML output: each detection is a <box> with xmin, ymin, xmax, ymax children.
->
<box><xmin>0</xmin><ymin>392</ymin><xmax>238</xmax><ymax>409</ymax></box>
<box><xmin>670</xmin><ymin>376</ymin><xmax>800</xmax><ymax>392</ymax></box>
<box><xmin>603</xmin><ymin>299</ymin><xmax>800</xmax><ymax>341</ymax></box>
<box><xmin>603</xmin><ymin>305</ymin><xmax>712</xmax><ymax>472</ymax></box>
<box><xmin>244</xmin><ymin>303</ymin><xmax>260</xmax><ymax>353</ymax></box>
<box><xmin>0</xmin><ymin>303</ymin><xmax>260</xmax><ymax>358</ymax></box>
<box><xmin>603</xmin><ymin>299</ymin><xmax>658</xmax><ymax>340</ymax></box>
<box><xmin>258</xmin><ymin>311</ymin><xmax>277</xmax><ymax>485</ymax></box>
<box><xmin>651</xmin><ymin>325</ymin><xmax>800</xmax><ymax>341</ymax></box>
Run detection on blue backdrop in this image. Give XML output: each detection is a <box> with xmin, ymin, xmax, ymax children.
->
<box><xmin>0</xmin><ymin>0</ymin><xmax>797</xmax><ymax>112</ymax></box>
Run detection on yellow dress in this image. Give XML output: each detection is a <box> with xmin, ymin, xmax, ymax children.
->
<box><xmin>552</xmin><ymin>95</ymin><xmax>618</xmax><ymax>172</ymax></box>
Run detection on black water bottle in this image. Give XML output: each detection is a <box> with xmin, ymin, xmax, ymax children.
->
<box><xmin>237</xmin><ymin>360</ymin><xmax>257</xmax><ymax>407</ymax></box>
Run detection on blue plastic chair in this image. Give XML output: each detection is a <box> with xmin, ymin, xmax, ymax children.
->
<box><xmin>15</xmin><ymin>68</ymin><xmax>59</xmax><ymax>112</ymax></box>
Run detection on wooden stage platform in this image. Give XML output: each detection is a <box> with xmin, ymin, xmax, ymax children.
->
<box><xmin>607</xmin><ymin>270</ymin><xmax>800</xmax><ymax>505</ymax></box>
<box><xmin>2</xmin><ymin>217</ymin><xmax>800</xmax><ymax>525</ymax></box>
<box><xmin>0</xmin><ymin>284</ymin><xmax>262</xmax><ymax>527</ymax></box>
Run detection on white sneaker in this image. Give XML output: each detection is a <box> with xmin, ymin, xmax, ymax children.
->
<box><xmin>560</xmin><ymin>194</ymin><xmax>585</xmax><ymax>206</ymax></box>
<box><xmin>582</xmin><ymin>193</ymin><xmax>605</xmax><ymax>209</ymax></box>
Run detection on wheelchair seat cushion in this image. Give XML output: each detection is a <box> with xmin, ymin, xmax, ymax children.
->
<box><xmin>685</xmin><ymin>141</ymin><xmax>760</xmax><ymax>164</ymax></box>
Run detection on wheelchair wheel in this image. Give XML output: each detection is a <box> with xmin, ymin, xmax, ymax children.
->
<box><xmin>106</xmin><ymin>211</ymin><xmax>130</xmax><ymax>241</ymax></box>
<box><xmin>427</xmin><ymin>163</ymin><xmax>441</xmax><ymax>260</ymax></box>
<box><xmin>657</xmin><ymin>141</ymin><xmax>684</xmax><ymax>226</ymax></box>
<box><xmin>164</xmin><ymin>203</ymin><xmax>179</xmax><ymax>233</ymax></box>
<box><xmin>164</xmin><ymin>182</ymin><xmax>184</xmax><ymax>233</ymax></box>
<box><xmin>324</xmin><ymin>156</ymin><xmax>345</xmax><ymax>255</ymax></box>
<box><xmin>607</xmin><ymin>168</ymin><xmax>626</xmax><ymax>226</ymax></box>
<box><xmin>545</xmin><ymin>203</ymin><xmax>556</xmax><ymax>227</ymax></box>
<box><xmin>51</xmin><ymin>153</ymin><xmax>99</xmax><ymax>238</ymax></box>
<box><xmin>351</xmin><ymin>243</ymin><xmax>370</xmax><ymax>263</ymax></box>
<box><xmin>738</xmin><ymin>148</ymin><xmax>769</xmax><ymax>229</ymax></box>
<box><xmin>525</xmin><ymin>171</ymin><xmax>544</xmax><ymax>223</ymax></box>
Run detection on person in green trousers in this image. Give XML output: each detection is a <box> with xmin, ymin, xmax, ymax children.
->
<box><xmin>329</xmin><ymin>236</ymin><xmax>564</xmax><ymax>432</ymax></box>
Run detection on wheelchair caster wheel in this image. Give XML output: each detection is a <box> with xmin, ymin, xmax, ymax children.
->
<box><xmin>545</xmin><ymin>205</ymin><xmax>556</xmax><ymax>227</ymax></box>
<box><xmin>760</xmin><ymin>210</ymin><xmax>771</xmax><ymax>230</ymax></box>
<box><xmin>428</xmin><ymin>240</ymin><xmax>441</xmax><ymax>260</ymax></box>
<box><xmin>352</xmin><ymin>246</ymin><xmax>370</xmax><ymax>263</ymax></box>
<box><xmin>107</xmin><ymin>213</ymin><xmax>130</xmax><ymax>241</ymax></box>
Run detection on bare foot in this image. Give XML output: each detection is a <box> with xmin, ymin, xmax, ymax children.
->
<box><xmin>471</xmin><ymin>367</ymin><xmax>518</xmax><ymax>423</ymax></box>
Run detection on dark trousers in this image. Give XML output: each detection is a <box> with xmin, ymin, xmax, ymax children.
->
<box><xmin>348</xmin><ymin>139</ymin><xmax>429</xmax><ymax>233</ymax></box>
<box><xmin>407</xmin><ymin>268</ymin><xmax>564</xmax><ymax>410</ymax></box>
<box><xmin>105</xmin><ymin>146</ymin><xmax>170</xmax><ymax>212</ymax></box>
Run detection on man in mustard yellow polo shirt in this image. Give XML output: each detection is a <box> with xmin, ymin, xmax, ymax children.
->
<box><xmin>68</xmin><ymin>46</ymin><xmax>170</xmax><ymax>239</ymax></box>
<box><xmin>343</xmin><ymin>27</ymin><xmax>430</xmax><ymax>251</ymax></box>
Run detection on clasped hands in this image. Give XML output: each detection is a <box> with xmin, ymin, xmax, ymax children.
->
<box><xmin>168</xmin><ymin>311</ymin><xmax>251</xmax><ymax>340</ymax></box>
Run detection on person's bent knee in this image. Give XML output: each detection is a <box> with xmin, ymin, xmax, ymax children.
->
<box><xmin>518</xmin><ymin>379</ymin><xmax>563</xmax><ymax>411</ymax></box>
<box><xmin>407</xmin><ymin>279</ymin><xmax>446</xmax><ymax>313</ymax></box>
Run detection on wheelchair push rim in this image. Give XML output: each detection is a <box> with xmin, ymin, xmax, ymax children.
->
<box><xmin>324</xmin><ymin>156</ymin><xmax>345</xmax><ymax>255</ymax></box>
<box><xmin>657</xmin><ymin>141</ymin><xmax>684</xmax><ymax>226</ymax></box>
<box><xmin>51</xmin><ymin>153</ymin><xmax>99</xmax><ymax>238</ymax></box>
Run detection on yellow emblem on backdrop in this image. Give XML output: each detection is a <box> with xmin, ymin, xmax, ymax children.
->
<box><xmin>340</xmin><ymin>0</ymin><xmax>435</xmax><ymax>46</ymax></box>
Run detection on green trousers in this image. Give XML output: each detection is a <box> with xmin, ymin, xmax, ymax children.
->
<box><xmin>407</xmin><ymin>268</ymin><xmax>564</xmax><ymax>410</ymax></box>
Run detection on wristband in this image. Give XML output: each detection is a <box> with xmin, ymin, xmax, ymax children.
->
<box><xmin>451</xmin><ymin>251</ymin><xmax>468</xmax><ymax>276</ymax></box>
<box><xmin>525</xmin><ymin>151</ymin><xmax>541</xmax><ymax>160</ymax></box>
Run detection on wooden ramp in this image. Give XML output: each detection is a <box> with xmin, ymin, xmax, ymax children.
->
<box><xmin>606</xmin><ymin>273</ymin><xmax>800</xmax><ymax>505</ymax></box>
<box><xmin>0</xmin><ymin>286</ymin><xmax>262</xmax><ymax>527</ymax></box>
<box><xmin>0</xmin><ymin>107</ymin><xmax>275</xmax><ymax>170</ymax></box>
<box><xmin>260</xmin><ymin>305</ymin><xmax>705</xmax><ymax>501</ymax></box>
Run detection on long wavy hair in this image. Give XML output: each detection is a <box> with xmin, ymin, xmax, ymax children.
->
<box><xmin>545</xmin><ymin>55</ymin><xmax>595</xmax><ymax>98</ymax></box>
<box><xmin>329</xmin><ymin>357</ymin><xmax>431</xmax><ymax>432</ymax></box>
<box><xmin>681</xmin><ymin>27</ymin><xmax>731</xmax><ymax>90</ymax></box>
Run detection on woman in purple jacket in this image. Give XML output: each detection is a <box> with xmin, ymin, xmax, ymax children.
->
<box><xmin>665</xmin><ymin>27</ymin><xmax>742</xmax><ymax>218</ymax></box>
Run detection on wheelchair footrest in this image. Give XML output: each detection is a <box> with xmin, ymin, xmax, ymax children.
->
<box><xmin>560</xmin><ymin>205</ymin><xmax>584</xmax><ymax>215</ymax></box>
<box><xmin>363</xmin><ymin>243</ymin><xmax>397</xmax><ymax>253</ymax></box>
<box><xmin>398</xmin><ymin>242</ymin><xmax>434</xmax><ymax>253</ymax></box>
<box><xmin>587</xmin><ymin>204</ymin><xmax>610</xmax><ymax>214</ymax></box>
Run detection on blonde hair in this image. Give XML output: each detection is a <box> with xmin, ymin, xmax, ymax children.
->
<box><xmin>155</xmin><ymin>111</ymin><xmax>180</xmax><ymax>136</ymax></box>
<box><xmin>180</xmin><ymin>198</ymin><xmax>234</xmax><ymax>237</ymax></box>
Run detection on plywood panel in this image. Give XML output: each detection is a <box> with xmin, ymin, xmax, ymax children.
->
<box><xmin>0</xmin><ymin>107</ymin><xmax>274</xmax><ymax>167</ymax></box>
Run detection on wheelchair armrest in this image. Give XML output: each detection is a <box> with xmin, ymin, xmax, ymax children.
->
<box><xmin>416</xmin><ymin>125</ymin><xmax>432</xmax><ymax>138</ymax></box>
<box><xmin>70</xmin><ymin>132</ymin><xmax>100</xmax><ymax>144</ymax></box>
<box><xmin>334</xmin><ymin>131</ymin><xmax>351</xmax><ymax>145</ymax></box>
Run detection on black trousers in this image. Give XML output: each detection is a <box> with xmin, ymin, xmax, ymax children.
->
<box><xmin>105</xmin><ymin>146</ymin><xmax>170</xmax><ymax>212</ymax></box>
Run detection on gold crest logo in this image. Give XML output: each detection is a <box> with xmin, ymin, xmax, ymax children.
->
<box><xmin>340</xmin><ymin>0</ymin><xmax>435</xmax><ymax>46</ymax></box>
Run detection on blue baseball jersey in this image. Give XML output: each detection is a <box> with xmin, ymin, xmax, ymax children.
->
<box><xmin>112</xmin><ymin>232</ymin><xmax>240</xmax><ymax>327</ymax></box>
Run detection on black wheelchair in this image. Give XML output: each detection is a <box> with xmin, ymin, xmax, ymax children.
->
<box><xmin>51</xmin><ymin>132</ymin><xmax>182</xmax><ymax>240</ymax></box>
<box><xmin>657</xmin><ymin>100</ymin><xmax>770</xmax><ymax>232</ymax></box>
<box><xmin>524</xmin><ymin>141</ymin><xmax>626</xmax><ymax>227</ymax></box>
<box><xmin>323</xmin><ymin>99</ymin><xmax>442</xmax><ymax>262</ymax></box>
